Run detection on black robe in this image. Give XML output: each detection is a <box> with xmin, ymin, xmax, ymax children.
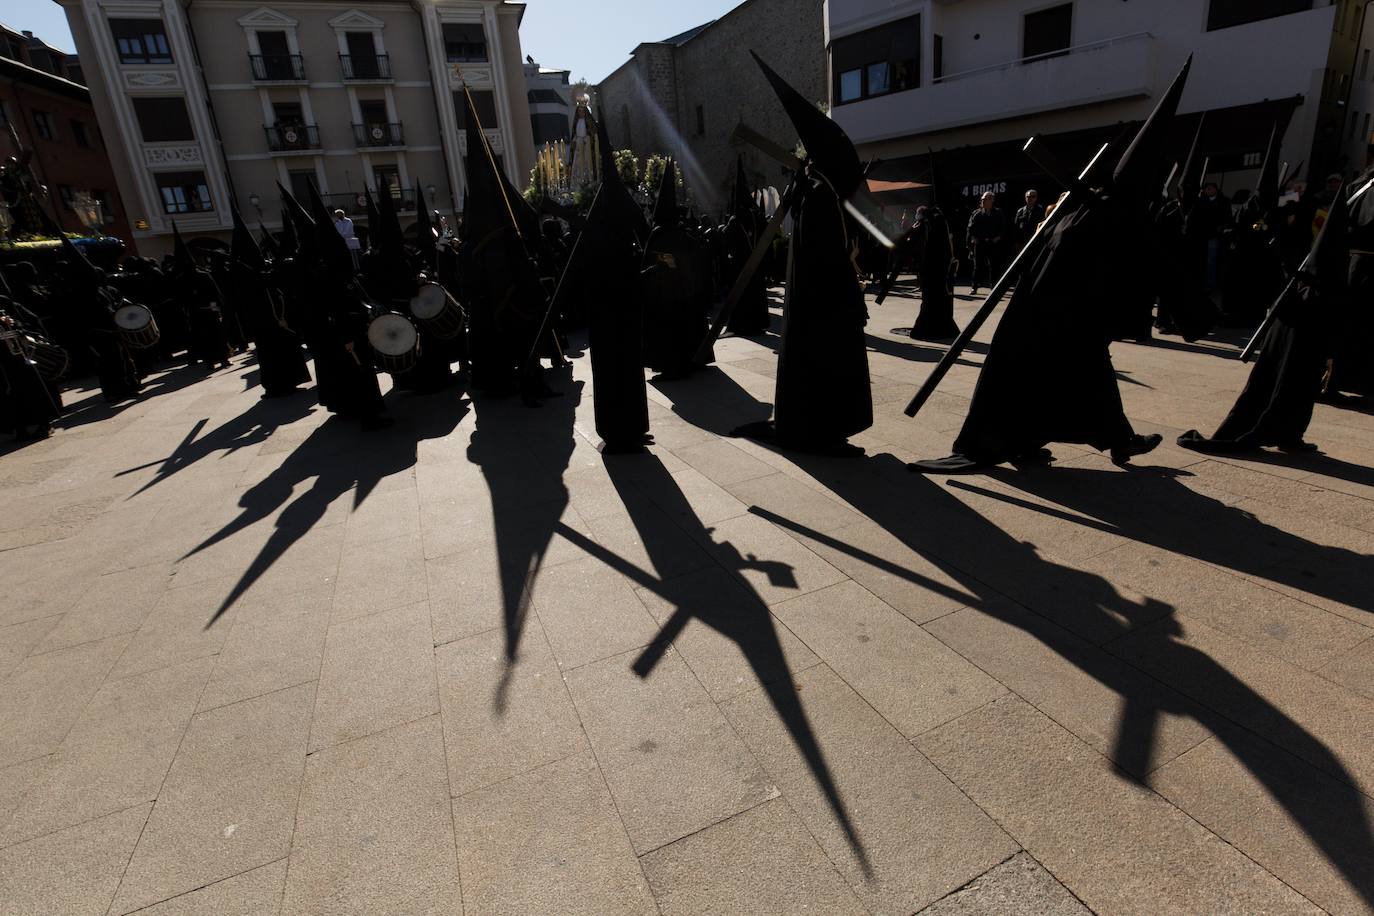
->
<box><xmin>769</xmin><ymin>176</ymin><xmax>872</xmax><ymax>446</ymax></box>
<box><xmin>1178</xmin><ymin>280</ymin><xmax>1330</xmax><ymax>451</ymax></box>
<box><xmin>0</xmin><ymin>314</ymin><xmax>61</xmax><ymax>438</ymax></box>
<box><xmin>586</xmin><ymin>199</ymin><xmax>650</xmax><ymax>450</ymax></box>
<box><xmin>1153</xmin><ymin>199</ymin><xmax>1218</xmax><ymax>341</ymax></box>
<box><xmin>910</xmin><ymin>210</ymin><xmax>960</xmax><ymax>341</ymax></box>
<box><xmin>952</xmin><ymin>193</ymin><xmax>1137</xmax><ymax>463</ymax></box>
<box><xmin>723</xmin><ymin>215</ymin><xmax>770</xmax><ymax>336</ymax></box>
<box><xmin>234</xmin><ymin>262</ymin><xmax>310</xmax><ymax>397</ymax></box>
<box><xmin>179</xmin><ymin>267</ymin><xmax>231</xmax><ymax>368</ymax></box>
<box><xmin>641</xmin><ymin>225</ymin><xmax>711</xmax><ymax>377</ymax></box>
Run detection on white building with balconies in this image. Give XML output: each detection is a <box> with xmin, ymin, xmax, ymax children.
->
<box><xmin>827</xmin><ymin>0</ymin><xmax>1370</xmax><ymax>210</ymax></box>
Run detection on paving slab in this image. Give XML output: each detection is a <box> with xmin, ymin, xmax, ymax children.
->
<box><xmin>0</xmin><ymin>656</ymin><xmax>212</xmax><ymax>846</ymax></box>
<box><xmin>916</xmin><ymin>852</ymin><xmax>1090</xmax><ymax>916</ymax></box>
<box><xmin>436</xmin><ymin>626</ymin><xmax>587</xmax><ymax>797</ymax></box>
<box><xmin>529</xmin><ymin>555</ymin><xmax>663</xmax><ymax>670</ymax></box>
<box><xmin>196</xmin><ymin>585</ymin><xmax>332</xmax><ymax>712</ymax></box>
<box><xmin>722</xmin><ymin>664</ymin><xmax>1018</xmax><ymax>915</ymax></box>
<box><xmin>282</xmin><ymin>717</ymin><xmax>461</xmax><ymax>915</ymax></box>
<box><xmin>309</xmin><ymin>600</ymin><xmax>438</xmax><ymax>752</ymax></box>
<box><xmin>1150</xmin><ymin>732</ymin><xmax>1374</xmax><ymax>915</ymax></box>
<box><xmin>127</xmin><ymin>860</ymin><xmax>286</xmax><ymax>915</ymax></box>
<box><xmin>110</xmin><ymin>683</ymin><xmax>313</xmax><ymax>915</ymax></box>
<box><xmin>565</xmin><ymin>647</ymin><xmax>775</xmax><ymax>854</ymax></box>
<box><xmin>640</xmin><ymin>797</ymin><xmax>866</xmax><ymax>916</ymax></box>
<box><xmin>451</xmin><ymin>752</ymin><xmax>657</xmax><ymax>916</ymax></box>
<box><xmin>0</xmin><ymin>614</ymin><xmax>61</xmax><ymax>681</ymax></box>
<box><xmin>0</xmin><ymin>803</ymin><xmax>150</xmax><ymax>916</ymax></box>
<box><xmin>916</xmin><ymin>695</ymin><xmax>1322</xmax><ymax>915</ymax></box>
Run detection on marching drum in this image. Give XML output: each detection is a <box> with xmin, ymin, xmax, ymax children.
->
<box><xmin>113</xmin><ymin>302</ymin><xmax>161</xmax><ymax>350</ymax></box>
<box><xmin>408</xmin><ymin>282</ymin><xmax>465</xmax><ymax>340</ymax></box>
<box><xmin>27</xmin><ymin>334</ymin><xmax>70</xmax><ymax>380</ymax></box>
<box><xmin>367</xmin><ymin>312</ymin><xmax>420</xmax><ymax>375</ymax></box>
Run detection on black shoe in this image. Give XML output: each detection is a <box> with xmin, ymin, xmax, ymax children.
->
<box><xmin>1111</xmin><ymin>433</ymin><xmax>1163</xmax><ymax>466</ymax></box>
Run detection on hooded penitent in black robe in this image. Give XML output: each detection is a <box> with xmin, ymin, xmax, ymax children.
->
<box><xmin>170</xmin><ymin>225</ymin><xmax>231</xmax><ymax>370</ymax></box>
<box><xmin>1219</xmin><ymin>121</ymin><xmax>1288</xmax><ymax>327</ymax></box>
<box><xmin>914</xmin><ymin>57</ymin><xmax>1194</xmax><ymax>471</ymax></box>
<box><xmin>1323</xmin><ymin>168</ymin><xmax>1374</xmax><ymax>399</ymax></box>
<box><xmin>642</xmin><ymin>160</ymin><xmax>711</xmax><ymax>378</ymax></box>
<box><xmin>734</xmin><ymin>52</ymin><xmax>872</xmax><ymax>450</ymax></box>
<box><xmin>230</xmin><ymin>207</ymin><xmax>309</xmax><ymax>397</ymax></box>
<box><xmin>724</xmin><ymin>157</ymin><xmax>770</xmax><ymax>337</ymax></box>
<box><xmin>0</xmin><ymin>304</ymin><xmax>61</xmax><ymax>439</ymax></box>
<box><xmin>1178</xmin><ymin>182</ymin><xmax>1351</xmax><ymax>452</ymax></box>
<box><xmin>909</xmin><ymin>206</ymin><xmax>960</xmax><ymax>341</ymax></box>
<box><xmin>58</xmin><ymin>237</ymin><xmax>141</xmax><ymax>402</ymax></box>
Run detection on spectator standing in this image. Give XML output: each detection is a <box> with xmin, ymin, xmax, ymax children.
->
<box><xmin>333</xmin><ymin>209</ymin><xmax>362</xmax><ymax>269</ymax></box>
<box><xmin>966</xmin><ymin>191</ymin><xmax>1008</xmax><ymax>294</ymax></box>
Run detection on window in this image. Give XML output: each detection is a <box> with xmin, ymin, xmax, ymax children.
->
<box><xmin>287</xmin><ymin>170</ymin><xmax>315</xmax><ymax>203</ymax></box>
<box><xmin>934</xmin><ymin>34</ymin><xmax>944</xmax><ymax>80</ymax></box>
<box><xmin>443</xmin><ymin>23</ymin><xmax>487</xmax><ymax>63</ymax></box>
<box><xmin>72</xmin><ymin>120</ymin><xmax>91</xmax><ymax>148</ymax></box>
<box><xmin>696</xmin><ymin>104</ymin><xmax>705</xmax><ymax>136</ymax></box>
<box><xmin>109</xmin><ymin>18</ymin><xmax>172</xmax><ymax>65</ymax></box>
<box><xmin>531</xmin><ymin>113</ymin><xmax>567</xmax><ymax>145</ymax></box>
<box><xmin>32</xmin><ymin>111</ymin><xmax>56</xmax><ymax>140</ymax></box>
<box><xmin>831</xmin><ymin>14</ymin><xmax>920</xmax><ymax>106</ymax></box>
<box><xmin>155</xmin><ymin>170</ymin><xmax>212</xmax><ymax>214</ymax></box>
<box><xmin>359</xmin><ymin>99</ymin><xmax>388</xmax><ymax>124</ymax></box>
<box><xmin>1023</xmin><ymin>4</ymin><xmax>1073</xmax><ymax>60</ymax></box>
<box><xmin>373</xmin><ymin>165</ymin><xmax>401</xmax><ymax>201</ymax></box>
<box><xmin>272</xmin><ymin>101</ymin><xmax>305</xmax><ymax>125</ymax></box>
<box><xmin>453</xmin><ymin>89</ymin><xmax>498</xmax><ymax>129</ymax></box>
<box><xmin>1206</xmin><ymin>0</ymin><xmax>1313</xmax><ymax>31</ymax></box>
<box><xmin>132</xmin><ymin>97</ymin><xmax>194</xmax><ymax>142</ymax></box>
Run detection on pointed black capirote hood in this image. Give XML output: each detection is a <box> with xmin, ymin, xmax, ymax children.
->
<box><xmin>363</xmin><ymin>186</ymin><xmax>381</xmax><ymax>245</ymax></box>
<box><xmin>230</xmin><ymin>205</ymin><xmax>264</xmax><ymax>270</ymax></box>
<box><xmin>58</xmin><ymin>232</ymin><xmax>100</xmax><ymax>282</ymax></box>
<box><xmin>1112</xmin><ymin>55</ymin><xmax>1191</xmax><ymax>200</ymax></box>
<box><xmin>1177</xmin><ymin>111</ymin><xmax>1207</xmax><ymax>201</ymax></box>
<box><xmin>171</xmin><ymin>221</ymin><xmax>199</xmax><ymax>268</ymax></box>
<box><xmin>751</xmin><ymin>49</ymin><xmax>862</xmax><ymax>198</ymax></box>
<box><xmin>414</xmin><ymin>182</ymin><xmax>437</xmax><ymax>269</ymax></box>
<box><xmin>652</xmin><ymin>158</ymin><xmax>678</xmax><ymax>228</ymax></box>
<box><xmin>304</xmin><ymin>178</ymin><xmax>354</xmax><ymax>273</ymax></box>
<box><xmin>591</xmin><ymin>107</ymin><xmax>649</xmax><ymax>243</ymax></box>
<box><xmin>1256</xmin><ymin>120</ymin><xmax>1286</xmax><ymax>213</ymax></box>
<box><xmin>276</xmin><ymin>183</ymin><xmax>317</xmax><ymax>259</ymax></box>
<box><xmin>373</xmin><ymin>182</ymin><xmax>404</xmax><ymax>255</ymax></box>
<box><xmin>460</xmin><ymin>85</ymin><xmax>511</xmax><ymax>243</ymax></box>
<box><xmin>1307</xmin><ymin>179</ymin><xmax>1351</xmax><ymax>290</ymax></box>
<box><xmin>258</xmin><ymin>221</ymin><xmax>279</xmax><ymax>257</ymax></box>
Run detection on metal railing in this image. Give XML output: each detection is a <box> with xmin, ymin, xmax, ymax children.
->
<box><xmin>934</xmin><ymin>32</ymin><xmax>1153</xmax><ymax>84</ymax></box>
<box><xmin>353</xmin><ymin>122</ymin><xmax>405</xmax><ymax>147</ymax></box>
<box><xmin>340</xmin><ymin>53</ymin><xmax>391</xmax><ymax>80</ymax></box>
<box><xmin>264</xmin><ymin>124</ymin><xmax>320</xmax><ymax>152</ymax></box>
<box><xmin>250</xmin><ymin>53</ymin><xmax>306</xmax><ymax>81</ymax></box>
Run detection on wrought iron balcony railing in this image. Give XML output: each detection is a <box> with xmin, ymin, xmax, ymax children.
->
<box><xmin>353</xmin><ymin>122</ymin><xmax>405</xmax><ymax>148</ymax></box>
<box><xmin>340</xmin><ymin>53</ymin><xmax>391</xmax><ymax>80</ymax></box>
<box><xmin>250</xmin><ymin>54</ymin><xmax>305</xmax><ymax>81</ymax></box>
<box><xmin>264</xmin><ymin>124</ymin><xmax>320</xmax><ymax>152</ymax></box>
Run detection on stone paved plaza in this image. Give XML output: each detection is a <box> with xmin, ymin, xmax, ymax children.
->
<box><xmin>2</xmin><ymin>284</ymin><xmax>1373</xmax><ymax>915</ymax></box>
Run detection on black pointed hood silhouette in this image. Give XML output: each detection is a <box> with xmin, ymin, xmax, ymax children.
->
<box><xmin>57</xmin><ymin>231</ymin><xmax>101</xmax><ymax>284</ymax></box>
<box><xmin>1256</xmin><ymin>120</ymin><xmax>1287</xmax><ymax>214</ymax></box>
<box><xmin>171</xmin><ymin>220</ymin><xmax>199</xmax><ymax>269</ymax></box>
<box><xmin>415</xmin><ymin>183</ymin><xmax>437</xmax><ymax>269</ymax></box>
<box><xmin>276</xmin><ymin>205</ymin><xmax>298</xmax><ymax>258</ymax></box>
<box><xmin>363</xmin><ymin>186</ymin><xmax>381</xmax><ymax>246</ymax></box>
<box><xmin>304</xmin><ymin>179</ymin><xmax>355</xmax><ymax>274</ymax></box>
<box><xmin>751</xmin><ymin>49</ymin><xmax>862</xmax><ymax>199</ymax></box>
<box><xmin>652</xmin><ymin>158</ymin><xmax>678</xmax><ymax>228</ymax></box>
<box><xmin>1112</xmin><ymin>55</ymin><xmax>1191</xmax><ymax>204</ymax></box>
<box><xmin>730</xmin><ymin>154</ymin><xmax>753</xmax><ymax>220</ymax></box>
<box><xmin>230</xmin><ymin>205</ymin><xmax>265</xmax><ymax>271</ymax></box>
<box><xmin>257</xmin><ymin>221</ymin><xmax>279</xmax><ymax>258</ymax></box>
<box><xmin>1177</xmin><ymin>111</ymin><xmax>1207</xmax><ymax>202</ymax></box>
<box><xmin>372</xmin><ymin>182</ymin><xmax>404</xmax><ymax>256</ymax></box>
<box><xmin>589</xmin><ymin>107</ymin><xmax>648</xmax><ymax>244</ymax></box>
<box><xmin>1307</xmin><ymin>178</ymin><xmax>1351</xmax><ymax>291</ymax></box>
<box><xmin>460</xmin><ymin>84</ymin><xmax>512</xmax><ymax>246</ymax></box>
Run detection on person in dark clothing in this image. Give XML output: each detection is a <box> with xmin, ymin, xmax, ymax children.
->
<box><xmin>1323</xmin><ymin>169</ymin><xmax>1374</xmax><ymax>400</ymax></box>
<box><xmin>1013</xmin><ymin>189</ymin><xmax>1045</xmax><ymax>247</ymax></box>
<box><xmin>1187</xmin><ymin>182</ymin><xmax>1232</xmax><ymax>294</ymax></box>
<box><xmin>732</xmin><ymin>52</ymin><xmax>872</xmax><ymax>453</ymax></box>
<box><xmin>229</xmin><ymin>206</ymin><xmax>310</xmax><ymax>398</ymax></box>
<box><xmin>0</xmin><ymin>300</ymin><xmax>61</xmax><ymax>440</ymax></box>
<box><xmin>908</xmin><ymin>205</ymin><xmax>960</xmax><ymax>341</ymax></box>
<box><xmin>1180</xmin><ymin>181</ymin><xmax>1353</xmax><ymax>453</ymax></box>
<box><xmin>169</xmin><ymin>225</ymin><xmax>232</xmax><ymax>371</ymax></box>
<box><xmin>967</xmin><ymin>192</ymin><xmax>1008</xmax><ymax>294</ymax></box>
<box><xmin>911</xmin><ymin>57</ymin><xmax>1197</xmax><ymax>473</ymax></box>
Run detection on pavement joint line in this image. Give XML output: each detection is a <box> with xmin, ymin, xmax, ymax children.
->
<box><xmin>112</xmin><ymin>855</ymin><xmax>290</xmax><ymax>916</ymax></box>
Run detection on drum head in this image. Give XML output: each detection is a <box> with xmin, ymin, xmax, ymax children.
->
<box><xmin>114</xmin><ymin>304</ymin><xmax>152</xmax><ymax>330</ymax></box>
<box><xmin>410</xmin><ymin>283</ymin><xmax>447</xmax><ymax>320</ymax></box>
<box><xmin>368</xmin><ymin>313</ymin><xmax>418</xmax><ymax>356</ymax></box>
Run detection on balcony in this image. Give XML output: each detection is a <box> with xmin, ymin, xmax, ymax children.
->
<box><xmin>264</xmin><ymin>124</ymin><xmax>320</xmax><ymax>153</ymax></box>
<box><xmin>340</xmin><ymin>53</ymin><xmax>391</xmax><ymax>81</ymax></box>
<box><xmin>322</xmin><ymin>190</ymin><xmax>416</xmax><ymax>213</ymax></box>
<box><xmin>832</xmin><ymin>32</ymin><xmax>1158</xmax><ymax>146</ymax></box>
<box><xmin>250</xmin><ymin>53</ymin><xmax>306</xmax><ymax>82</ymax></box>
<box><xmin>353</xmin><ymin>122</ymin><xmax>405</xmax><ymax>148</ymax></box>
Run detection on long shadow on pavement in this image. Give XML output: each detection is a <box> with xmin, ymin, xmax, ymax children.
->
<box><xmin>185</xmin><ymin>386</ymin><xmax>467</xmax><ymax>628</ymax></box>
<box><xmin>660</xmin><ymin>365</ymin><xmax>1374</xmax><ymax>908</ymax></box>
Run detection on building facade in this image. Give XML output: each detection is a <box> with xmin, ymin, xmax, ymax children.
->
<box><xmin>594</xmin><ymin>0</ymin><xmax>825</xmax><ymax>214</ymax></box>
<box><xmin>0</xmin><ymin>25</ymin><xmax>133</xmax><ymax>244</ymax></box>
<box><xmin>525</xmin><ymin>59</ymin><xmax>572</xmax><ymax>149</ymax></box>
<box><xmin>55</xmin><ymin>0</ymin><xmax>536</xmax><ymax>256</ymax></box>
<box><xmin>826</xmin><ymin>0</ymin><xmax>1371</xmax><ymax>210</ymax></box>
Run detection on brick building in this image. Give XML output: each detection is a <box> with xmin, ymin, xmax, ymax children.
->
<box><xmin>0</xmin><ymin>24</ymin><xmax>132</xmax><ymax>244</ymax></box>
<box><xmin>594</xmin><ymin>0</ymin><xmax>825</xmax><ymax>214</ymax></box>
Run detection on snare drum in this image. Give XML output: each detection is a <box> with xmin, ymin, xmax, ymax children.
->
<box><xmin>114</xmin><ymin>302</ymin><xmax>161</xmax><ymax>350</ymax></box>
<box><xmin>367</xmin><ymin>312</ymin><xmax>420</xmax><ymax>375</ymax></box>
<box><xmin>408</xmin><ymin>282</ymin><xmax>466</xmax><ymax>341</ymax></box>
<box><xmin>27</xmin><ymin>334</ymin><xmax>70</xmax><ymax>380</ymax></box>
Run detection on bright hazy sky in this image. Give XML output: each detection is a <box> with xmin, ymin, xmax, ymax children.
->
<box><xmin>0</xmin><ymin>0</ymin><xmax>743</xmax><ymax>83</ymax></box>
